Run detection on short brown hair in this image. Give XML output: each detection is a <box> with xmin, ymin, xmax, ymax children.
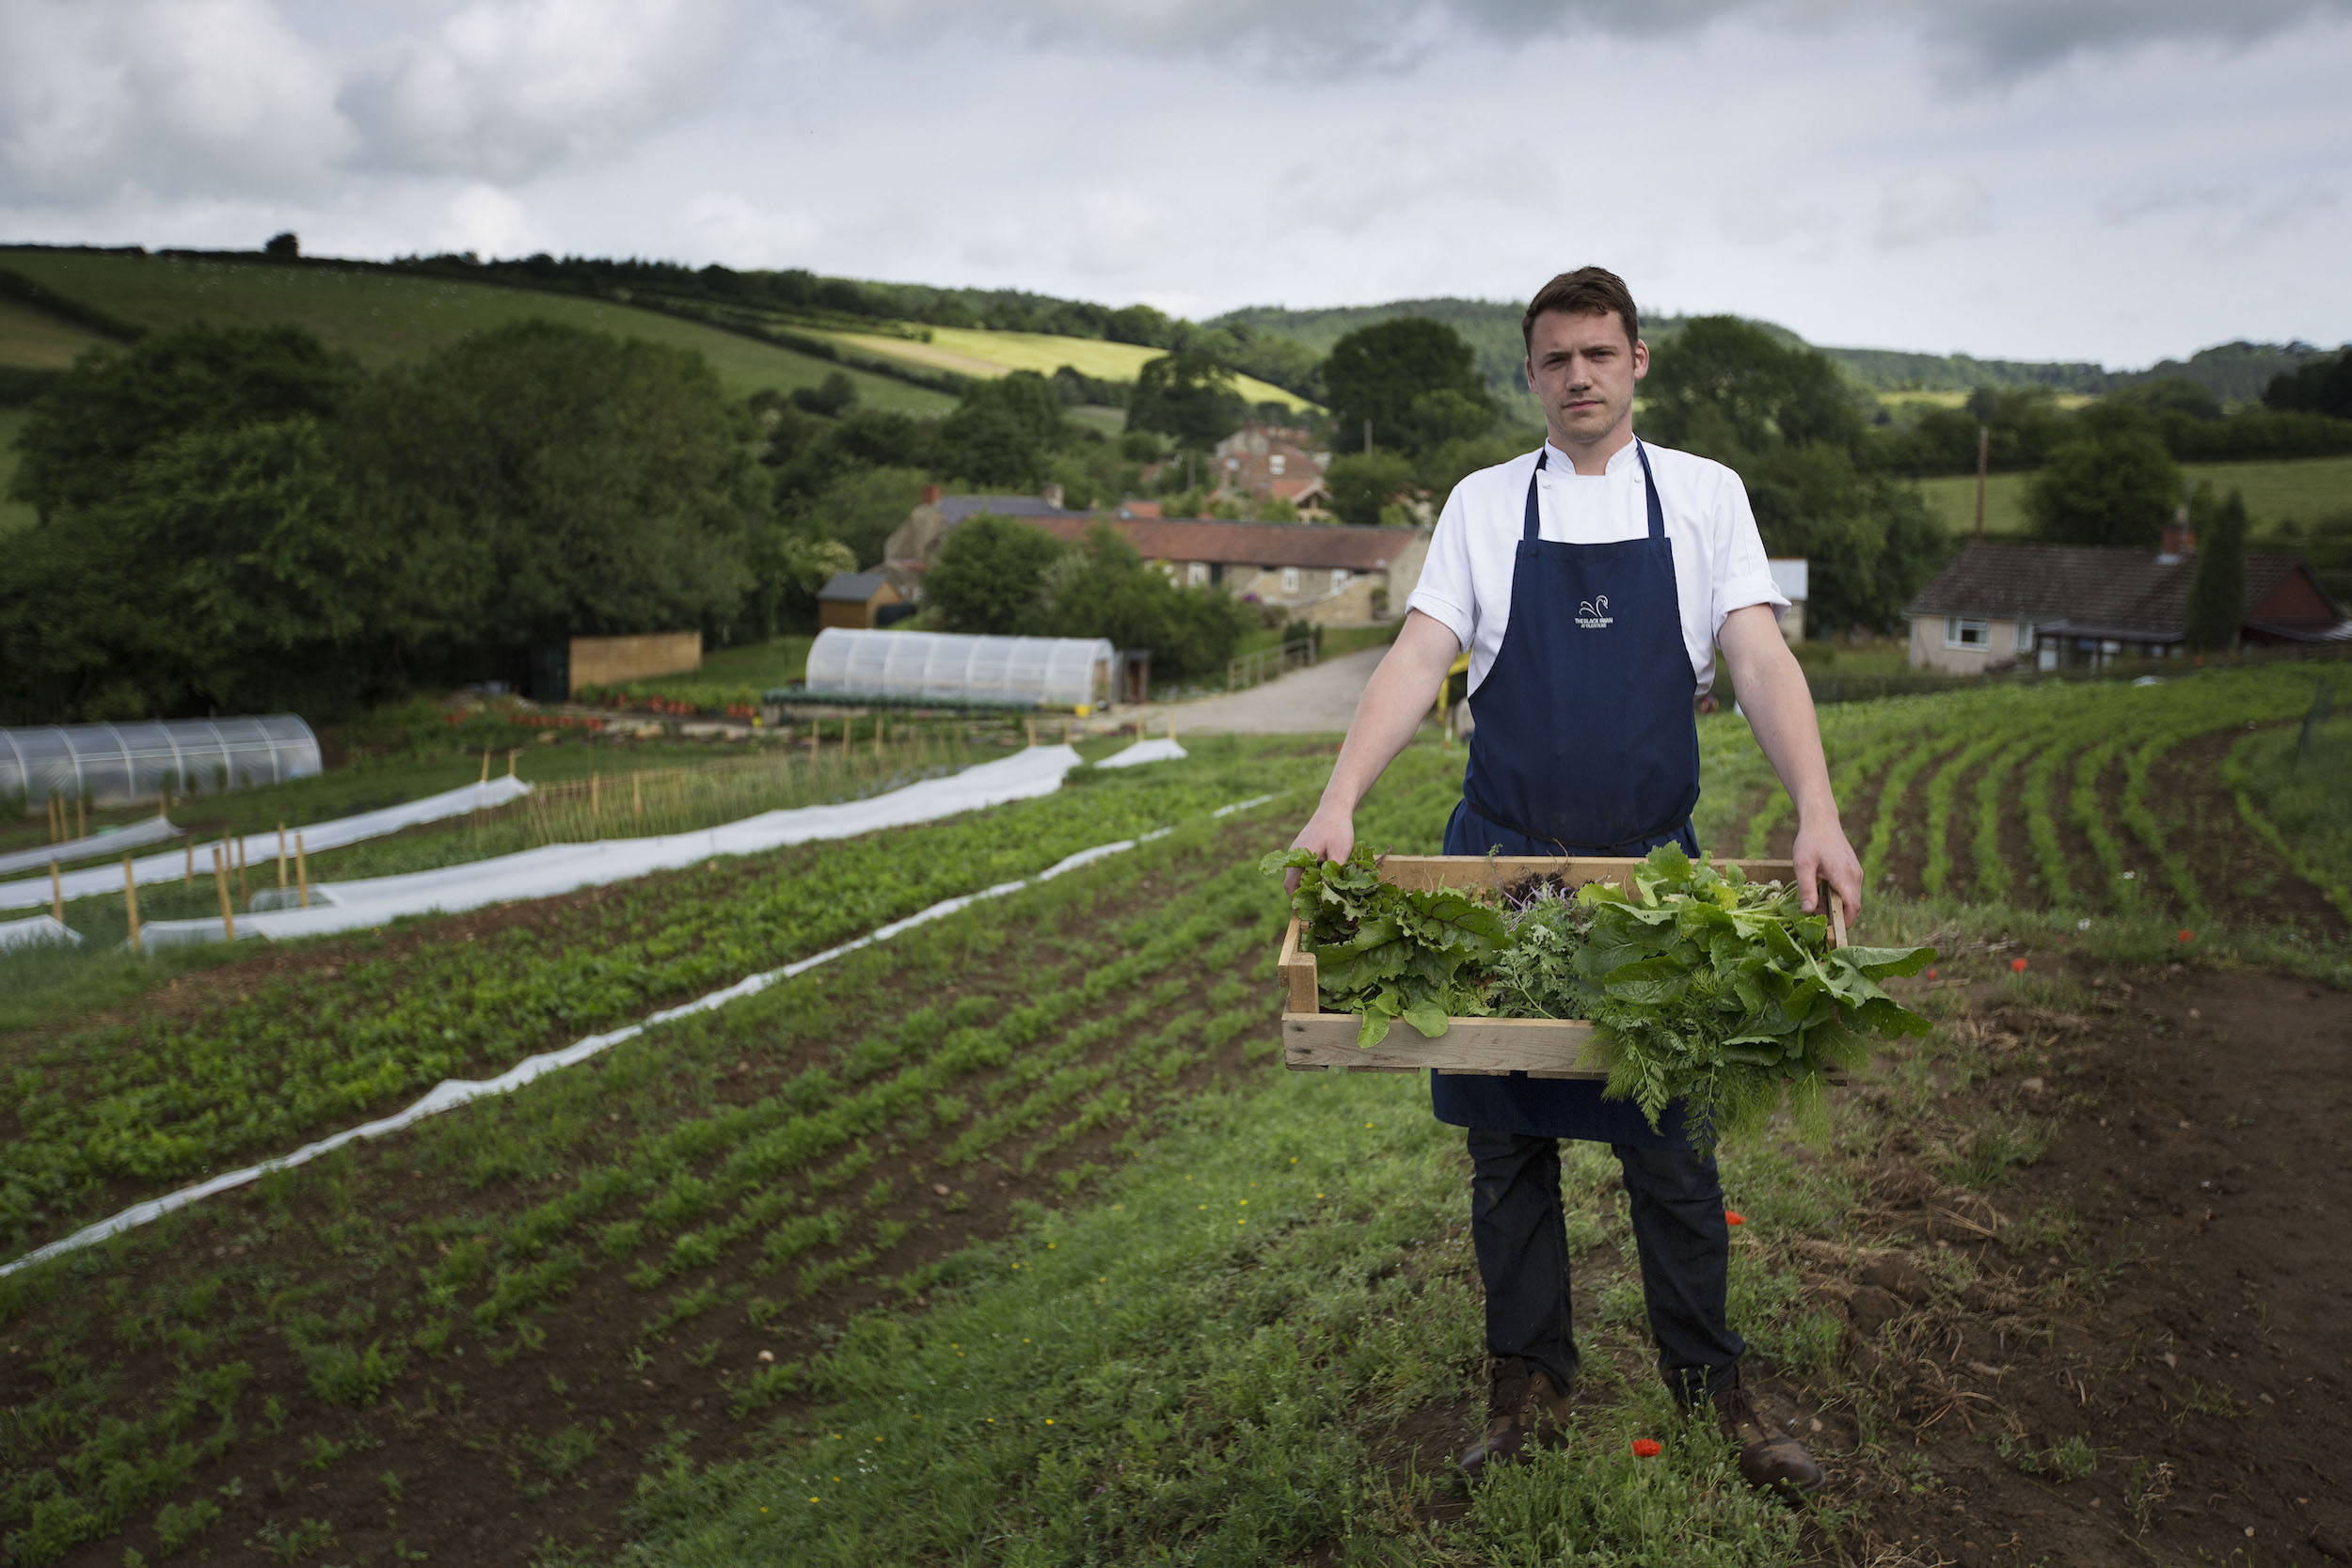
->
<box><xmin>1522</xmin><ymin>266</ymin><xmax>1639</xmax><ymax>351</ymax></box>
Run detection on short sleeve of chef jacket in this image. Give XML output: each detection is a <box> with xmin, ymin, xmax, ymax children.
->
<box><xmin>1404</xmin><ymin>438</ymin><xmax>1788</xmax><ymax>697</ymax></box>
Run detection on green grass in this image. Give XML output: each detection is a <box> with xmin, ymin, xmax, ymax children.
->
<box><xmin>0</xmin><ymin>405</ymin><xmax>32</xmax><ymax>532</ymax></box>
<box><xmin>0</xmin><ymin>295</ymin><xmax>109</xmax><ymax>370</ymax></box>
<box><xmin>1916</xmin><ymin>455</ymin><xmax>2352</xmax><ymax>539</ymax></box>
<box><xmin>697</xmin><ymin>636</ymin><xmax>817</xmax><ymax>690</ymax></box>
<box><xmin>0</xmin><ymin>250</ymin><xmax>955</xmax><ymax>413</ymax></box>
<box><xmin>2229</xmin><ymin>713</ymin><xmax>2352</xmax><ymax>916</ymax></box>
<box><xmin>820</xmin><ymin>324</ymin><xmax>1314</xmax><ymax>412</ymax></box>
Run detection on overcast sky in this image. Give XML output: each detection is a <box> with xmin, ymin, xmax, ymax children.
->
<box><xmin>1</xmin><ymin>0</ymin><xmax>2346</xmax><ymax>367</ymax></box>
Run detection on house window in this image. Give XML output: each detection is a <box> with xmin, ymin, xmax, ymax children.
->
<box><xmin>1281</xmin><ymin>567</ymin><xmax>1300</xmax><ymax>594</ymax></box>
<box><xmin>1330</xmin><ymin>567</ymin><xmax>1349</xmax><ymax>590</ymax></box>
<box><xmin>1944</xmin><ymin>617</ymin><xmax>1990</xmax><ymax>649</ymax></box>
<box><xmin>2014</xmin><ymin>621</ymin><xmax>2036</xmax><ymax>653</ymax></box>
<box><xmin>1270</xmin><ymin>455</ymin><xmax>1286</xmax><ymax>476</ymax></box>
<box><xmin>1187</xmin><ymin>562</ymin><xmax>1209</xmax><ymax>586</ymax></box>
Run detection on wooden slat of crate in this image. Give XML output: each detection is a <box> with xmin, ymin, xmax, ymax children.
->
<box><xmin>1277</xmin><ymin>853</ymin><xmax>1848</xmax><ymax>1076</ymax></box>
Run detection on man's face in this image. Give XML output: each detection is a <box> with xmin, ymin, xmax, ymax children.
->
<box><xmin>1525</xmin><ymin>309</ymin><xmax>1646</xmax><ymax>451</ymax></box>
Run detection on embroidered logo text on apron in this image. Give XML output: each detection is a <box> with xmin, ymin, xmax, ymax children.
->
<box><xmin>1575</xmin><ymin>594</ymin><xmax>1613</xmax><ymax>629</ymax></box>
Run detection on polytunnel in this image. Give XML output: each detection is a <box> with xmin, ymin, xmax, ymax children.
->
<box><xmin>0</xmin><ymin>716</ymin><xmax>322</xmax><ymax>808</ymax></box>
<box><xmin>803</xmin><ymin>629</ymin><xmax>1116</xmax><ymax>709</ymax></box>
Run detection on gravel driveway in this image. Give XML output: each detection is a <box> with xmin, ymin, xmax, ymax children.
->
<box><xmin>1135</xmin><ymin>645</ymin><xmax>1394</xmax><ymax>735</ymax></box>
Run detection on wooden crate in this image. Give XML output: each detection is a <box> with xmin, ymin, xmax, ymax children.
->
<box><xmin>1278</xmin><ymin>855</ymin><xmax>1847</xmax><ymax>1077</ymax></box>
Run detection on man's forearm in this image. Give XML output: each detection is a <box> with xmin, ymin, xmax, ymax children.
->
<box><xmin>1723</xmin><ymin>617</ymin><xmax>1836</xmax><ymax>821</ymax></box>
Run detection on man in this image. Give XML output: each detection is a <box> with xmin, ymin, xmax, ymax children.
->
<box><xmin>1286</xmin><ymin>267</ymin><xmax>1863</xmax><ymax>1497</ymax></box>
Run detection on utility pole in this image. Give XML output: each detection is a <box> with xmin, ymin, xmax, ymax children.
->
<box><xmin>1973</xmin><ymin>420</ymin><xmax>1989</xmax><ymax>543</ymax></box>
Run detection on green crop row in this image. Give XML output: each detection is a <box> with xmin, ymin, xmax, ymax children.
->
<box><xmin>0</xmin><ymin>790</ymin><xmax>1314</xmax><ymax>1565</ymax></box>
<box><xmin>2</xmin><ymin>752</ymin><xmax>1326</xmax><ymax>1260</ymax></box>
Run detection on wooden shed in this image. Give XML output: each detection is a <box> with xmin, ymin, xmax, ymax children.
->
<box><xmin>818</xmin><ymin>572</ymin><xmax>904</xmax><ymax>631</ymax></box>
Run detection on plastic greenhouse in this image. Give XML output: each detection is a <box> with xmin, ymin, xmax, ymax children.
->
<box><xmin>803</xmin><ymin>629</ymin><xmax>1116</xmax><ymax>709</ymax></box>
<box><xmin>1</xmin><ymin>716</ymin><xmax>322</xmax><ymax>809</ymax></box>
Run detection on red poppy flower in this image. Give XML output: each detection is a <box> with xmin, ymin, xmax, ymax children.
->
<box><xmin>1925</xmin><ymin>966</ymin><xmax>1937</xmax><ymax>980</ymax></box>
<box><xmin>2010</xmin><ymin>958</ymin><xmax>2028</xmax><ymax>973</ymax></box>
<box><xmin>2177</xmin><ymin>929</ymin><xmax>2195</xmax><ymax>943</ymax></box>
<box><xmin>1631</xmin><ymin>1438</ymin><xmax>1662</xmax><ymax>1458</ymax></box>
<box><xmin>1724</xmin><ymin>1210</ymin><xmax>1746</xmax><ymax>1227</ymax></box>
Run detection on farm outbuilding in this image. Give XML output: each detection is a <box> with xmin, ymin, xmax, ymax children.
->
<box><xmin>817</xmin><ymin>572</ymin><xmax>906</xmax><ymax>631</ymax></box>
<box><xmin>0</xmin><ymin>716</ymin><xmax>321</xmax><ymax>809</ymax></box>
<box><xmin>803</xmin><ymin>629</ymin><xmax>1116</xmax><ymax>710</ymax></box>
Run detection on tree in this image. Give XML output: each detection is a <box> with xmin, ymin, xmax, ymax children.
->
<box><xmin>340</xmin><ymin>319</ymin><xmax>761</xmax><ymax>673</ymax></box>
<box><xmin>1324</xmin><ymin>451</ymin><xmax>1418</xmax><ymax>527</ymax></box>
<box><xmin>2115</xmin><ymin>375</ymin><xmax>2221</xmax><ymax>420</ymax></box>
<box><xmin>2263</xmin><ymin>346</ymin><xmax>2352</xmax><ymax>419</ymax></box>
<box><xmin>2182</xmin><ymin>485</ymin><xmax>2249</xmax><ymax>652</ymax></box>
<box><xmin>935</xmin><ymin>372</ymin><xmax>1067</xmax><ymax>488</ymax></box>
<box><xmin>1742</xmin><ymin>444</ymin><xmax>1948</xmax><ymax>633</ymax></box>
<box><xmin>1104</xmin><ymin>304</ymin><xmax>1176</xmax><ymax>348</ymax></box>
<box><xmin>2025</xmin><ymin>429</ymin><xmax>2181</xmax><ymax>546</ymax></box>
<box><xmin>8</xmin><ymin>322</ymin><xmax>361</xmax><ymax>520</ymax></box>
<box><xmin>1125</xmin><ymin>352</ymin><xmax>1247</xmax><ymax>450</ymax></box>
<box><xmin>1032</xmin><ymin>525</ymin><xmax>1250</xmax><ymax>680</ymax></box>
<box><xmin>922</xmin><ymin>515</ymin><xmax>1067</xmax><ymax>633</ymax></box>
<box><xmin>783</xmin><ymin>465</ymin><xmax>929</xmax><ymax>570</ymax></box>
<box><xmin>789</xmin><ymin>370</ymin><xmax>858</xmax><ymax>417</ymax></box>
<box><xmin>1641</xmin><ymin>316</ymin><xmax>1864</xmax><ymax>456</ymax></box>
<box><xmin>1324</xmin><ymin>318</ymin><xmax>1490</xmax><ymax>454</ymax></box>
<box><xmin>264</xmin><ymin>231</ymin><xmax>299</xmax><ymax>258</ymax></box>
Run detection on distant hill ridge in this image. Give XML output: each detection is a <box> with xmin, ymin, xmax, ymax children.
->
<box><xmin>1</xmin><ymin>241</ymin><xmax>2334</xmax><ymax>409</ymax></box>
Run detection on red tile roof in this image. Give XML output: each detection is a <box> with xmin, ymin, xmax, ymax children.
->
<box><xmin>1026</xmin><ymin>516</ymin><xmax>1421</xmax><ymax>570</ymax></box>
<box><xmin>1904</xmin><ymin>542</ymin><xmax>2343</xmax><ymax>637</ymax></box>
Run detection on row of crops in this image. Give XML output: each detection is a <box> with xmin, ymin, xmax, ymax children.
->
<box><xmin>2</xmin><ymin>672</ymin><xmax>2343</xmax><ymax>1565</ymax></box>
<box><xmin>1729</xmin><ymin>665</ymin><xmax>2344</xmax><ymax>926</ymax></box>
<box><xmin>0</xmin><ymin>741</ymin><xmax>1412</xmax><ymax>1565</ymax></box>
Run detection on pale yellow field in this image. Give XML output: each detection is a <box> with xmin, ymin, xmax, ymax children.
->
<box><xmin>1877</xmin><ymin>388</ymin><xmax>2098</xmax><ymax>412</ymax></box>
<box><xmin>822</xmin><ymin>325</ymin><xmax>1317</xmax><ymax>412</ymax></box>
<box><xmin>0</xmin><ymin>296</ymin><xmax>112</xmax><ymax>370</ymax></box>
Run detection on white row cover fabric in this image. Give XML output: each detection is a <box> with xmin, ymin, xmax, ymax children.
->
<box><xmin>135</xmin><ymin>747</ymin><xmax>1081</xmax><ymax>947</ymax></box>
<box><xmin>0</xmin><ymin>814</ymin><xmax>183</xmax><ymax>878</ymax></box>
<box><xmin>0</xmin><ymin>791</ymin><xmax>1280</xmax><ymax>1278</ymax></box>
<box><xmin>0</xmin><ymin>716</ymin><xmax>320</xmax><ymax>806</ymax></box>
<box><xmin>0</xmin><ymin>777</ymin><xmax>531</xmax><ymax>912</ymax></box>
<box><xmin>1094</xmin><ymin>737</ymin><xmax>1187</xmax><ymax>769</ymax></box>
<box><xmin>804</xmin><ymin>628</ymin><xmax>1115</xmax><ymax>709</ymax></box>
<box><xmin>0</xmin><ymin>914</ymin><xmax>81</xmax><ymax>951</ymax></box>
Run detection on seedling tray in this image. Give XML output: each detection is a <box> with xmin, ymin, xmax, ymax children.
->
<box><xmin>1277</xmin><ymin>855</ymin><xmax>1848</xmax><ymax>1077</ymax></box>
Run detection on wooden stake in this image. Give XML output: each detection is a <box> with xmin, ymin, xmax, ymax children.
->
<box><xmin>213</xmin><ymin>847</ymin><xmax>235</xmax><ymax>940</ymax></box>
<box><xmin>592</xmin><ymin>773</ymin><xmax>601</xmax><ymax>824</ymax></box>
<box><xmin>236</xmin><ymin>835</ymin><xmax>249</xmax><ymax>905</ymax></box>
<box><xmin>1025</xmin><ymin>718</ymin><xmax>1037</xmax><ymax>749</ymax></box>
<box><xmin>481</xmin><ymin>748</ymin><xmax>490</xmax><ymax>784</ymax></box>
<box><xmin>296</xmin><ymin>832</ymin><xmax>309</xmax><ymax>908</ymax></box>
<box><xmin>277</xmin><ymin>823</ymin><xmax>289</xmax><ymax>888</ymax></box>
<box><xmin>184</xmin><ymin>836</ymin><xmax>194</xmax><ymax>884</ymax></box>
<box><xmin>632</xmin><ymin>772</ymin><xmax>643</xmax><ymax>818</ymax></box>
<box><xmin>50</xmin><ymin>860</ymin><xmax>62</xmax><ymax>923</ymax></box>
<box><xmin>123</xmin><ymin>854</ymin><xmax>140</xmax><ymax>948</ymax></box>
<box><xmin>507</xmin><ymin>749</ymin><xmax>517</xmax><ymax>779</ymax></box>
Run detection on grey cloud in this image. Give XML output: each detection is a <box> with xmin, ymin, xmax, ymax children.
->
<box><xmin>1876</xmin><ymin>171</ymin><xmax>1990</xmax><ymax>248</ymax></box>
<box><xmin>339</xmin><ymin>0</ymin><xmax>739</xmax><ymax>181</ymax></box>
<box><xmin>826</xmin><ymin>0</ymin><xmax>2352</xmax><ymax>79</ymax></box>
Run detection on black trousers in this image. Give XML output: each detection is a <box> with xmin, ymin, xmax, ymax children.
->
<box><xmin>1467</xmin><ymin>1128</ymin><xmax>1745</xmax><ymax>1401</ymax></box>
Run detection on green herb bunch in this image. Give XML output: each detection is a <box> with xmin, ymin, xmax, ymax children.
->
<box><xmin>1263</xmin><ymin>843</ymin><xmax>1936</xmax><ymax>1148</ymax></box>
<box><xmin>1262</xmin><ymin>845</ymin><xmax>1508</xmax><ymax>1046</ymax></box>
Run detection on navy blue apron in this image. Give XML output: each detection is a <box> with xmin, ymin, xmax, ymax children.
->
<box><xmin>1435</xmin><ymin>440</ymin><xmax>1703</xmax><ymax>1148</ymax></box>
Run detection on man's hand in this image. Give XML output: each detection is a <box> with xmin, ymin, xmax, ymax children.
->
<box><xmin>1793</xmin><ymin>814</ymin><xmax>1862</xmax><ymax>919</ymax></box>
<box><xmin>1283</xmin><ymin>807</ymin><xmax>1354</xmax><ymax>894</ymax></box>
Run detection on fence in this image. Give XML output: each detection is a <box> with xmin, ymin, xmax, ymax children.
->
<box><xmin>1226</xmin><ymin>638</ymin><xmax>1317</xmax><ymax>693</ymax></box>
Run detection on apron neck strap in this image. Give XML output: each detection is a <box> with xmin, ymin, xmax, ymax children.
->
<box><xmin>1524</xmin><ymin>440</ymin><xmax>1667</xmax><ymax>543</ymax></box>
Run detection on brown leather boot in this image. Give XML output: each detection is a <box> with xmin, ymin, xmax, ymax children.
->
<box><xmin>1710</xmin><ymin>1381</ymin><xmax>1824</xmax><ymax>1497</ymax></box>
<box><xmin>1457</xmin><ymin>1357</ymin><xmax>1574</xmax><ymax>1481</ymax></box>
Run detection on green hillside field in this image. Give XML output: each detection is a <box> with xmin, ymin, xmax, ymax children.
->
<box><xmin>1916</xmin><ymin>453</ymin><xmax>2352</xmax><ymax>539</ymax></box>
<box><xmin>0</xmin><ymin>250</ymin><xmax>955</xmax><ymax>414</ymax></box>
<box><xmin>0</xmin><ymin>294</ymin><xmax>110</xmax><ymax>369</ymax></box>
<box><xmin>0</xmin><ymin>406</ymin><xmax>32</xmax><ymax>532</ymax></box>
<box><xmin>819</xmin><ymin>324</ymin><xmax>1314</xmax><ymax>412</ymax></box>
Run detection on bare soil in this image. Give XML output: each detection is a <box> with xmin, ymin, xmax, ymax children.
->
<box><xmin>1826</xmin><ymin>962</ymin><xmax>2352</xmax><ymax>1566</ymax></box>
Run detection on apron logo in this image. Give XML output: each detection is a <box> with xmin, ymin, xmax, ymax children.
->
<box><xmin>1575</xmin><ymin>594</ymin><xmax>1614</xmax><ymax>630</ymax></box>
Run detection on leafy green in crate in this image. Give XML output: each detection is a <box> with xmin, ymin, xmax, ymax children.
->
<box><xmin>1264</xmin><ymin>844</ymin><xmax>1936</xmax><ymax>1148</ymax></box>
<box><xmin>1262</xmin><ymin>845</ymin><xmax>1508</xmax><ymax>1046</ymax></box>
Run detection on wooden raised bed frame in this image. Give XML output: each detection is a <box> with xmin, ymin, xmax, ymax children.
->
<box><xmin>1278</xmin><ymin>855</ymin><xmax>1848</xmax><ymax>1078</ymax></box>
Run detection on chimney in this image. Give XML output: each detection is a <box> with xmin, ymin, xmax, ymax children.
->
<box><xmin>2157</xmin><ymin>502</ymin><xmax>2195</xmax><ymax>564</ymax></box>
<box><xmin>919</xmin><ymin>483</ymin><xmax>942</xmax><ymax>506</ymax></box>
<box><xmin>1041</xmin><ymin>483</ymin><xmax>1065</xmax><ymax>510</ymax></box>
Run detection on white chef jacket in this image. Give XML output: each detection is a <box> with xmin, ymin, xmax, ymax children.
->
<box><xmin>1406</xmin><ymin>437</ymin><xmax>1788</xmax><ymax>696</ymax></box>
